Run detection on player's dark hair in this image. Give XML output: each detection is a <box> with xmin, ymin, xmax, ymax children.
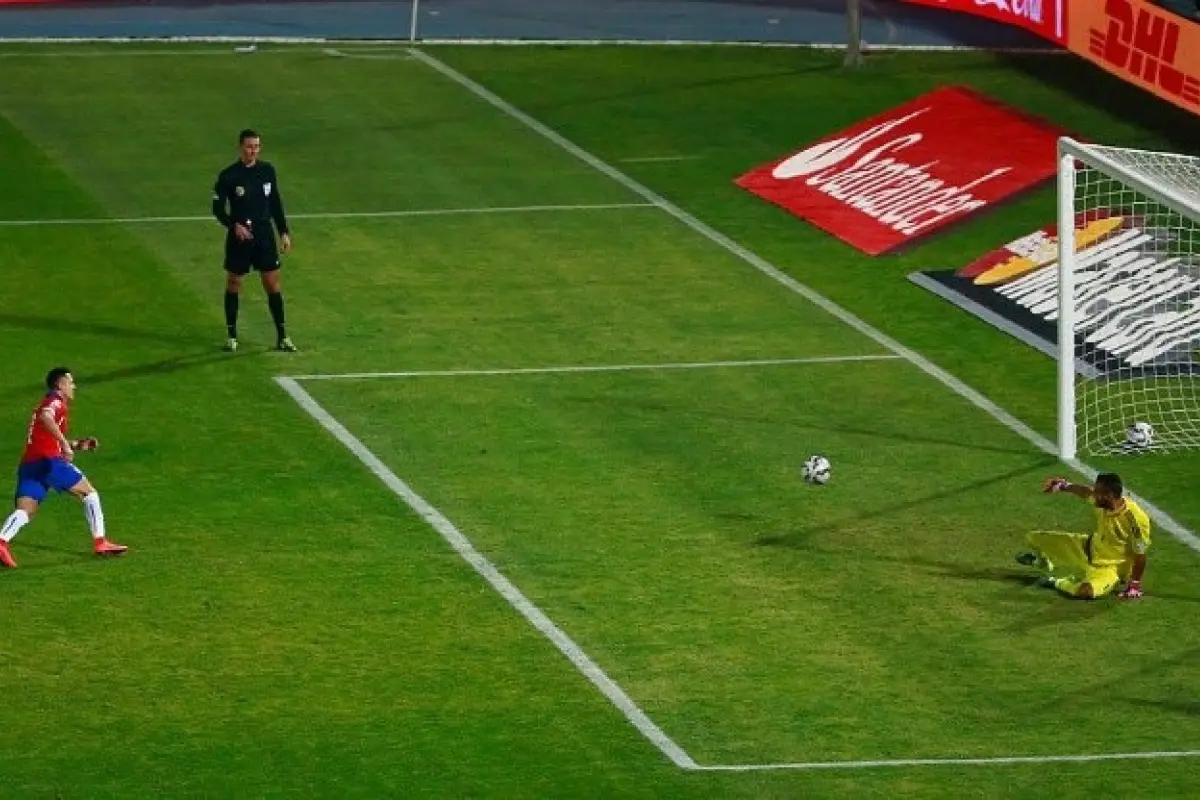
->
<box><xmin>1095</xmin><ymin>472</ymin><xmax>1124</xmax><ymax>497</ymax></box>
<box><xmin>239</xmin><ymin>128</ymin><xmax>259</xmax><ymax>143</ymax></box>
<box><xmin>45</xmin><ymin>367</ymin><xmax>71</xmax><ymax>391</ymax></box>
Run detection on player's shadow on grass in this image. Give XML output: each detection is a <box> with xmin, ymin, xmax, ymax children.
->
<box><xmin>752</xmin><ymin>459</ymin><xmax>1057</xmax><ymax>547</ymax></box>
<box><xmin>1005</xmin><ymin>593</ymin><xmax>1120</xmax><ymax>632</ymax></box>
<box><xmin>565</xmin><ymin>393</ymin><xmax>1037</xmax><ymax>456</ymax></box>
<box><xmin>0</xmin><ymin>351</ymin><xmax>238</xmax><ymax>401</ymax></box>
<box><xmin>1117</xmin><ymin>696</ymin><xmax>1200</xmax><ymax>717</ymax></box>
<box><xmin>7</xmin><ymin>541</ymin><xmax>92</xmax><ymax>569</ymax></box>
<box><xmin>1052</xmin><ymin>648</ymin><xmax>1200</xmax><ymax>713</ymax></box>
<box><xmin>0</xmin><ymin>312</ymin><xmax>210</xmax><ymax>347</ymax></box>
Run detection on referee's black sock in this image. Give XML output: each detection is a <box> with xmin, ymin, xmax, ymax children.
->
<box><xmin>224</xmin><ymin>291</ymin><xmax>239</xmax><ymax>339</ymax></box>
<box><xmin>268</xmin><ymin>291</ymin><xmax>287</xmax><ymax>340</ymax></box>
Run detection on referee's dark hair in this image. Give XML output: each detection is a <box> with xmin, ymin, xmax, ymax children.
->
<box><xmin>45</xmin><ymin>366</ymin><xmax>71</xmax><ymax>390</ymax></box>
<box><xmin>239</xmin><ymin>128</ymin><xmax>259</xmax><ymax>143</ymax></box>
<box><xmin>1095</xmin><ymin>472</ymin><xmax>1124</xmax><ymax>497</ymax></box>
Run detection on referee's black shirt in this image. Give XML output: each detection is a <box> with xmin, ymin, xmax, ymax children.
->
<box><xmin>211</xmin><ymin>159</ymin><xmax>290</xmax><ymax>237</ymax></box>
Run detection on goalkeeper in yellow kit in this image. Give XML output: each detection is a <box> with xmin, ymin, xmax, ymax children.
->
<box><xmin>1015</xmin><ymin>472</ymin><xmax>1150</xmax><ymax>600</ymax></box>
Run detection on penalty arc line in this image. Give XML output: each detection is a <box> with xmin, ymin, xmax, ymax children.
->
<box><xmin>286</xmin><ymin>354</ymin><xmax>904</xmax><ymax>381</ymax></box>
<box><xmin>273</xmin><ymin>377</ymin><xmax>698</xmax><ymax>771</ymax></box>
<box><xmin>0</xmin><ymin>202</ymin><xmax>655</xmax><ymax>227</ymax></box>
<box><xmin>405</xmin><ymin>47</ymin><xmax>1200</xmax><ymax>560</ymax></box>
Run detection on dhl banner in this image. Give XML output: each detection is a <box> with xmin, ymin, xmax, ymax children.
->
<box><xmin>902</xmin><ymin>0</ymin><xmax>1200</xmax><ymax>116</ymax></box>
<box><xmin>1069</xmin><ymin>0</ymin><xmax>1200</xmax><ymax>116</ymax></box>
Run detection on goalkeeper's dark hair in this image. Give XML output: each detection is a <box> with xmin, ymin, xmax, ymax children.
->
<box><xmin>1095</xmin><ymin>472</ymin><xmax>1124</xmax><ymax>497</ymax></box>
<box><xmin>45</xmin><ymin>366</ymin><xmax>71</xmax><ymax>391</ymax></box>
<box><xmin>239</xmin><ymin>128</ymin><xmax>259</xmax><ymax>143</ymax></box>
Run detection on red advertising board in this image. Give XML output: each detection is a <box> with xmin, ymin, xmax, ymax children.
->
<box><xmin>901</xmin><ymin>0</ymin><xmax>1068</xmax><ymax>45</ymax></box>
<box><xmin>734</xmin><ymin>86</ymin><xmax>1067</xmax><ymax>256</ymax></box>
<box><xmin>1069</xmin><ymin>0</ymin><xmax>1200</xmax><ymax>115</ymax></box>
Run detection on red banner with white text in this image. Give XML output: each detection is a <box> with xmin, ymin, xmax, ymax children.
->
<box><xmin>901</xmin><ymin>0</ymin><xmax>1069</xmax><ymax>45</ymax></box>
<box><xmin>734</xmin><ymin>86</ymin><xmax>1067</xmax><ymax>255</ymax></box>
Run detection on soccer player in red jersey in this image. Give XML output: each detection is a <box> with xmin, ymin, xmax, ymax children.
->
<box><xmin>0</xmin><ymin>368</ymin><xmax>127</xmax><ymax>568</ymax></box>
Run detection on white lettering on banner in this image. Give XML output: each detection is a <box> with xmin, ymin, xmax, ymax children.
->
<box><xmin>976</xmin><ymin>0</ymin><xmax>1043</xmax><ymax>23</ymax></box>
<box><xmin>769</xmin><ymin>105</ymin><xmax>1014</xmax><ymax>239</ymax></box>
<box><xmin>989</xmin><ymin>226</ymin><xmax>1200</xmax><ymax>366</ymax></box>
<box><xmin>771</xmin><ymin>109</ymin><xmax>929</xmax><ymax>180</ymax></box>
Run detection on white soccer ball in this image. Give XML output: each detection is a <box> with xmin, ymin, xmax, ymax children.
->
<box><xmin>1126</xmin><ymin>421</ymin><xmax>1155</xmax><ymax>449</ymax></box>
<box><xmin>801</xmin><ymin>455</ymin><xmax>832</xmax><ymax>485</ymax></box>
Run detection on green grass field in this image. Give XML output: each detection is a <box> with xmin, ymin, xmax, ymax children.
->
<box><xmin>3</xmin><ymin>41</ymin><xmax>1200</xmax><ymax>799</ymax></box>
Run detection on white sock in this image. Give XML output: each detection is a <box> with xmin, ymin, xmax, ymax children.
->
<box><xmin>82</xmin><ymin>492</ymin><xmax>106</xmax><ymax>540</ymax></box>
<box><xmin>1</xmin><ymin>509</ymin><xmax>30</xmax><ymax>543</ymax></box>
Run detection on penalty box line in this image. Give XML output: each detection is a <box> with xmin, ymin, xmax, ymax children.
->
<box><xmin>0</xmin><ymin>202</ymin><xmax>654</xmax><ymax>228</ymax></box>
<box><xmin>285</xmin><ymin>354</ymin><xmax>903</xmax><ymax>382</ymax></box>
<box><xmin>273</xmin><ymin>375</ymin><xmax>698</xmax><ymax>770</ymax></box>
<box><xmin>277</xmin><ymin>365</ymin><xmax>1200</xmax><ymax>773</ymax></box>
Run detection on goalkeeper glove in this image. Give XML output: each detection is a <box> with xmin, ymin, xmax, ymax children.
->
<box><xmin>73</xmin><ymin>437</ymin><xmax>98</xmax><ymax>452</ymax></box>
<box><xmin>1119</xmin><ymin>581</ymin><xmax>1143</xmax><ymax>599</ymax></box>
<box><xmin>1043</xmin><ymin>477</ymin><xmax>1070</xmax><ymax>493</ymax></box>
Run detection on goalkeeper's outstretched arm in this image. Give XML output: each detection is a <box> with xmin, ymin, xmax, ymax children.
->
<box><xmin>1043</xmin><ymin>477</ymin><xmax>1093</xmax><ymax>499</ymax></box>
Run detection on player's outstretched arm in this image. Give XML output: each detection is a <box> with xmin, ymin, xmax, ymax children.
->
<box><xmin>1043</xmin><ymin>477</ymin><xmax>1094</xmax><ymax>499</ymax></box>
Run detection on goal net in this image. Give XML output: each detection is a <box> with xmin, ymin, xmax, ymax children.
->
<box><xmin>1057</xmin><ymin>137</ymin><xmax>1200</xmax><ymax>459</ymax></box>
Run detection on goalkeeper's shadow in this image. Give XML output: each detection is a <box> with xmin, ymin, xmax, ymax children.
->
<box><xmin>753</xmin><ymin>459</ymin><xmax>1058</xmax><ymax>548</ymax></box>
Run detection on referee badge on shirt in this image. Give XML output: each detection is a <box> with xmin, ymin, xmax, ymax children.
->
<box><xmin>264</xmin><ymin>182</ymin><xmax>272</xmax><ymax>196</ymax></box>
<box><xmin>235</xmin><ymin>186</ymin><xmax>245</xmax><ymax>197</ymax></box>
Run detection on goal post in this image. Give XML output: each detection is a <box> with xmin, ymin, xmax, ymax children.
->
<box><xmin>1057</xmin><ymin>136</ymin><xmax>1200</xmax><ymax>460</ymax></box>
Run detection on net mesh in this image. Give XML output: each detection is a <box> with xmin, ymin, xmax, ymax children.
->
<box><xmin>1065</xmin><ymin>143</ymin><xmax>1200</xmax><ymax>455</ymax></box>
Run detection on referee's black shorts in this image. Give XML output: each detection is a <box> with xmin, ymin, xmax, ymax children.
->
<box><xmin>224</xmin><ymin>224</ymin><xmax>280</xmax><ymax>275</ymax></box>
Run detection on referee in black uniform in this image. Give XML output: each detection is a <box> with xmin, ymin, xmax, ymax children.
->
<box><xmin>211</xmin><ymin>128</ymin><xmax>296</xmax><ymax>352</ymax></box>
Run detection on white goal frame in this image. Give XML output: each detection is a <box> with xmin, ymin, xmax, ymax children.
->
<box><xmin>1056</xmin><ymin>136</ymin><xmax>1200</xmax><ymax>460</ymax></box>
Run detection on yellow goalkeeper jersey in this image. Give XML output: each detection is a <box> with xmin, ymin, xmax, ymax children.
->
<box><xmin>1090</xmin><ymin>499</ymin><xmax>1152</xmax><ymax>566</ymax></box>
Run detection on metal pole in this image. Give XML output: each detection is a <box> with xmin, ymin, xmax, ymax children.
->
<box><xmin>844</xmin><ymin>0</ymin><xmax>864</xmax><ymax>68</ymax></box>
<box><xmin>409</xmin><ymin>0</ymin><xmax>421</xmax><ymax>42</ymax></box>
<box><xmin>1056</xmin><ymin>141</ymin><xmax>1078</xmax><ymax>461</ymax></box>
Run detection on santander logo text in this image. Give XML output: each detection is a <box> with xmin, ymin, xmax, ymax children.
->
<box><xmin>769</xmin><ymin>107</ymin><xmax>1011</xmax><ymax>238</ymax></box>
<box><xmin>976</xmin><ymin>0</ymin><xmax>1043</xmax><ymax>24</ymax></box>
<box><xmin>734</xmin><ymin>86</ymin><xmax>1065</xmax><ymax>255</ymax></box>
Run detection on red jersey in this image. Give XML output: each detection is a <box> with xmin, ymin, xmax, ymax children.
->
<box><xmin>22</xmin><ymin>391</ymin><xmax>68</xmax><ymax>463</ymax></box>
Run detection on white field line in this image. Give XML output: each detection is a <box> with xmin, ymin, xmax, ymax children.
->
<box><xmin>273</xmin><ymin>376</ymin><xmax>697</xmax><ymax>771</ymax></box>
<box><xmin>407</xmin><ymin>47</ymin><xmax>1200</xmax><ymax>559</ymax></box>
<box><xmin>0</xmin><ymin>37</ymin><xmax>1070</xmax><ymax>54</ymax></box>
<box><xmin>697</xmin><ymin>750</ymin><xmax>1200</xmax><ymax>771</ymax></box>
<box><xmin>287</xmin><ymin>355</ymin><xmax>902</xmax><ymax>382</ymax></box>
<box><xmin>322</xmin><ymin>47</ymin><xmax>414</xmax><ymax>60</ymax></box>
<box><xmin>0</xmin><ymin>202</ymin><xmax>654</xmax><ymax>228</ymax></box>
<box><xmin>0</xmin><ymin>49</ymin><xmax>250</xmax><ymax>57</ymax></box>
